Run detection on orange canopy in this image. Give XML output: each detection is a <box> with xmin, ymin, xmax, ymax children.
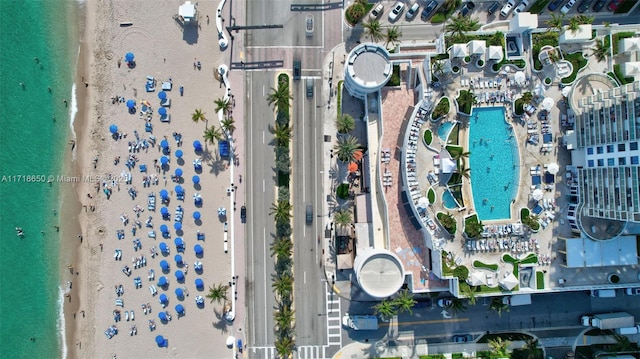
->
<box><xmin>353</xmin><ymin>150</ymin><xmax>363</xmax><ymax>161</ymax></box>
<box><xmin>348</xmin><ymin>162</ymin><xmax>358</xmax><ymax>172</ymax></box>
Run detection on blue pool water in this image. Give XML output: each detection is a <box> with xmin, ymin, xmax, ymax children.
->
<box><xmin>442</xmin><ymin>189</ymin><xmax>458</xmax><ymax>209</ymax></box>
<box><xmin>468</xmin><ymin>107</ymin><xmax>519</xmax><ymax>221</ymax></box>
<box><xmin>437</xmin><ymin>121</ymin><xmax>455</xmax><ymax>141</ymax></box>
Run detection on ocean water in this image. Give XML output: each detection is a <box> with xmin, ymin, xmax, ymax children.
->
<box><xmin>0</xmin><ymin>1</ymin><xmax>78</xmax><ymax>358</ymax></box>
<box><xmin>468</xmin><ymin>107</ymin><xmax>520</xmax><ymax>221</ymax></box>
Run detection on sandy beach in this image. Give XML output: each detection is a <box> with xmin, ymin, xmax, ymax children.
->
<box><xmin>66</xmin><ymin>1</ymin><xmax>243</xmax><ymax>357</ymax></box>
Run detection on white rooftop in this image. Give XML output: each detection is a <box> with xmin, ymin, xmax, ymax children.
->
<box><xmin>487</xmin><ymin>46</ymin><xmax>504</xmax><ymax>61</ymax></box>
<box><xmin>620</xmin><ymin>38</ymin><xmax>640</xmax><ymax>53</ymax></box>
<box><xmin>179</xmin><ymin>1</ymin><xmax>196</xmax><ymax>19</ymax></box>
<box><xmin>450</xmin><ymin>43</ymin><xmax>468</xmax><ymax>58</ymax></box>
<box><xmin>468</xmin><ymin>40</ymin><xmax>486</xmax><ymax>55</ymax></box>
<box><xmin>559</xmin><ymin>24</ymin><xmax>592</xmax><ymax>43</ymax></box>
<box><xmin>509</xmin><ymin>12</ymin><xmax>538</xmax><ymax>32</ymax></box>
<box><xmin>564</xmin><ymin>235</ymin><xmax>638</xmax><ymax>268</ymax></box>
<box><xmin>622</xmin><ymin>62</ymin><xmax>640</xmax><ymax>77</ymax></box>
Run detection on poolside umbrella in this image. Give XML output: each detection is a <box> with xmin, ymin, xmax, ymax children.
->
<box><xmin>175</xmin><ymin>287</ymin><xmax>184</xmax><ymax>299</ymax></box>
<box><xmin>193</xmin><ymin>211</ymin><xmax>201</xmax><ymax>220</ymax></box>
<box><xmin>193</xmin><ymin>140</ymin><xmax>202</xmax><ymax>151</ymax></box>
<box><xmin>195</xmin><ymin>295</ymin><xmax>204</xmax><ymax>306</ymax></box>
<box><xmin>514</xmin><ymin>71</ymin><xmax>526</xmax><ymax>85</ymax></box>
<box><xmin>175</xmin><ymin>270</ymin><xmax>185</xmax><ymax>282</ymax></box>
<box><xmin>174</xmin><ymin>237</ymin><xmax>184</xmax><ymax>247</ymax></box>
<box><xmin>194</xmin><ymin>244</ymin><xmax>203</xmax><ymax>256</ymax></box>
<box><xmin>155</xmin><ymin>335</ymin><xmax>167</xmax><ymax>347</ymax></box>
<box><xmin>159</xmin><ymin>294</ymin><xmax>168</xmax><ymax>305</ymax></box>
<box><xmin>159</xmin><ymin>242</ymin><xmax>168</xmax><ymax>254</ymax></box>
<box><xmin>541</xmin><ymin>97</ymin><xmax>554</xmax><ymax>111</ymax></box>
<box><xmin>547</xmin><ymin>162</ymin><xmax>560</xmax><ymax>175</ymax></box>
<box><xmin>175</xmin><ymin>304</ymin><xmax>185</xmax><ymax>315</ymax></box>
<box><xmin>126</xmin><ymin>99</ymin><xmax>136</xmax><ymax>109</ymax></box>
<box><xmin>158</xmin><ymin>276</ymin><xmax>168</xmax><ymax>287</ymax></box>
<box><xmin>160</xmin><ymin>139</ymin><xmax>169</xmax><ymax>149</ymax></box>
<box><xmin>158</xmin><ymin>311</ymin><xmax>167</xmax><ymax>321</ymax></box>
<box><xmin>160</xmin><ymin>190</ymin><xmax>169</xmax><ymax>199</ymax></box>
<box><xmin>158</xmin><ymin>107</ymin><xmax>167</xmax><ymax>116</ymax></box>
<box><xmin>532</xmin><ymin>188</ymin><xmax>544</xmax><ymax>201</ymax></box>
<box><xmin>175</xmin><ymin>149</ymin><xmax>183</xmax><ymax>158</ymax></box>
<box><xmin>160</xmin><ymin>260</ymin><xmax>169</xmax><ymax>271</ymax></box>
<box><xmin>109</xmin><ymin>124</ymin><xmax>118</xmax><ymax>134</ymax></box>
<box><xmin>125</xmin><ymin>52</ymin><xmax>135</xmax><ymax>62</ymax></box>
<box><xmin>417</xmin><ymin>197</ymin><xmax>429</xmax><ymax>209</ymax></box>
<box><xmin>174</xmin><ymin>254</ymin><xmax>183</xmax><ymax>265</ymax></box>
<box><xmin>175</xmin><ymin>168</ymin><xmax>183</xmax><ymax>177</ymax></box>
<box><xmin>174</xmin><ymin>222</ymin><xmax>182</xmax><ymax>231</ymax></box>
<box><xmin>158</xmin><ymin>91</ymin><xmax>167</xmax><ymax>100</ymax></box>
<box><xmin>175</xmin><ymin>185</ymin><xmax>184</xmax><ymax>194</ymax></box>
<box><xmin>192</xmin><ymin>175</ymin><xmax>200</xmax><ymax>184</ymax></box>
<box><xmin>195</xmin><ymin>278</ymin><xmax>204</xmax><ymax>290</ymax></box>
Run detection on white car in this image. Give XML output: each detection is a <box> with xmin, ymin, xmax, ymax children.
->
<box><xmin>500</xmin><ymin>0</ymin><xmax>516</xmax><ymax>17</ymax></box>
<box><xmin>560</xmin><ymin>0</ymin><xmax>576</xmax><ymax>13</ymax></box>
<box><xmin>370</xmin><ymin>3</ymin><xmax>384</xmax><ymax>20</ymax></box>
<box><xmin>513</xmin><ymin>0</ymin><xmax>529</xmax><ymax>14</ymax></box>
<box><xmin>389</xmin><ymin>2</ymin><xmax>406</xmax><ymax>21</ymax></box>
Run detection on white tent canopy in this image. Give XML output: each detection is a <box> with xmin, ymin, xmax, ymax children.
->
<box><xmin>541</xmin><ymin>97</ymin><xmax>555</xmax><ymax>111</ymax></box>
<box><xmin>441</xmin><ymin>157</ymin><xmax>458</xmax><ymax>174</ymax></box>
<box><xmin>533</xmin><ymin>83</ymin><xmax>546</xmax><ymax>97</ymax></box>
<box><xmin>487</xmin><ymin>46</ymin><xmax>504</xmax><ymax>61</ymax></box>
<box><xmin>620</xmin><ymin>38</ymin><xmax>640</xmax><ymax>53</ymax></box>
<box><xmin>179</xmin><ymin>1</ymin><xmax>197</xmax><ymax>22</ymax></box>
<box><xmin>451</xmin><ymin>43</ymin><xmax>469</xmax><ymax>58</ymax></box>
<box><xmin>467</xmin><ymin>271</ymin><xmax>485</xmax><ymax>286</ymax></box>
<box><xmin>500</xmin><ymin>273</ymin><xmax>519</xmax><ymax>290</ymax></box>
<box><xmin>417</xmin><ymin>197</ymin><xmax>429</xmax><ymax>209</ymax></box>
<box><xmin>514</xmin><ymin>71</ymin><xmax>526</xmax><ymax>85</ymax></box>
<box><xmin>468</xmin><ymin>40</ymin><xmax>486</xmax><ymax>55</ymax></box>
<box><xmin>622</xmin><ymin>62</ymin><xmax>640</xmax><ymax>77</ymax></box>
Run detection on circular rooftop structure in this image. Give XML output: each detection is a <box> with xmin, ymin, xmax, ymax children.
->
<box><xmin>578</xmin><ymin>205</ymin><xmax>627</xmax><ymax>241</ymax></box>
<box><xmin>344</xmin><ymin>43</ymin><xmax>392</xmax><ymax>100</ymax></box>
<box><xmin>353</xmin><ymin>247</ymin><xmax>405</xmax><ymax>298</ymax></box>
<box><xmin>568</xmin><ymin>73</ymin><xmax>617</xmax><ymax>115</ymax></box>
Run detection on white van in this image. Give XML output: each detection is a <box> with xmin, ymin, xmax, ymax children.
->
<box><xmin>615</xmin><ymin>325</ymin><xmax>640</xmax><ymax>335</ymax></box>
<box><xmin>591</xmin><ymin>289</ymin><xmax>616</xmax><ymax>298</ymax></box>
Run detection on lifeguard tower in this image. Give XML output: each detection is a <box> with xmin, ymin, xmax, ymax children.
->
<box><xmin>178</xmin><ymin>1</ymin><xmax>197</xmax><ymax>25</ymax></box>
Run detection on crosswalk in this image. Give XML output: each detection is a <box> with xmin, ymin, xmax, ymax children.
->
<box><xmin>249</xmin><ymin>282</ymin><xmax>343</xmax><ymax>359</ymax></box>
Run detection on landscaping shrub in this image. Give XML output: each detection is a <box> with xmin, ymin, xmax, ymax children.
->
<box><xmin>613</xmin><ymin>64</ymin><xmax>634</xmax><ymax>85</ymax></box>
<box><xmin>561</xmin><ymin>52</ymin><xmax>588</xmax><ymax>84</ymax></box>
<box><xmin>427</xmin><ymin>188</ymin><xmax>435</xmax><ymax>204</ymax></box>
<box><xmin>386</xmin><ymin>65</ymin><xmax>401</xmax><ymax>86</ymax></box>
<box><xmin>424</xmin><ymin>129</ymin><xmax>433</xmax><ymax>145</ymax></box>
<box><xmin>431</xmin><ymin>97</ymin><xmax>450</xmax><ymax>120</ymax></box>
<box><xmin>477</xmin><ymin>59</ymin><xmax>484</xmax><ymax>67</ymax></box>
<box><xmin>473</xmin><ymin>260</ymin><xmax>498</xmax><ymax>271</ymax></box>
<box><xmin>437</xmin><ymin>212</ymin><xmax>457</xmax><ymax>234</ymax></box>
<box><xmin>536</xmin><ymin>271</ymin><xmax>545</xmax><ymax>289</ymax></box>
<box><xmin>464</xmin><ymin>56</ymin><xmax>471</xmax><ymax>63</ymax></box>
<box><xmin>430</xmin><ymin>13</ymin><xmax>446</xmax><ymax>23</ymax></box>
<box><xmin>514</xmin><ymin>98</ymin><xmax>525</xmax><ymax>116</ymax></box>
<box><xmin>464</xmin><ymin>214</ymin><xmax>483</xmax><ymax>239</ymax></box>
<box><xmin>612</xmin><ymin>31</ymin><xmax>634</xmax><ymax>55</ymax></box>
<box><xmin>453</xmin><ymin>265</ymin><xmax>469</xmax><ymax>281</ymax></box>
<box><xmin>336</xmin><ymin>183</ymin><xmax>350</xmax><ymax>199</ymax></box>
<box><xmin>544</xmin><ymin>77</ymin><xmax>552</xmax><ymax>85</ymax></box>
<box><xmin>452</xmin><ymin>66</ymin><xmax>460</xmax><ymax>73</ymax></box>
<box><xmin>345</xmin><ymin>0</ymin><xmax>370</xmax><ymax>26</ymax></box>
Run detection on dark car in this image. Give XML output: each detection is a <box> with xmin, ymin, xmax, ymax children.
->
<box><xmin>548</xmin><ymin>0</ymin><xmax>565</xmax><ymax>10</ymax></box>
<box><xmin>607</xmin><ymin>0</ymin><xmax>624</xmax><ymax>10</ymax></box>
<box><xmin>460</xmin><ymin>1</ymin><xmax>476</xmax><ymax>16</ymax></box>
<box><xmin>593</xmin><ymin>0</ymin><xmax>607</xmax><ymax>10</ymax></box>
<box><xmin>306</xmin><ymin>204</ymin><xmax>313</xmax><ymax>225</ymax></box>
<box><xmin>293</xmin><ymin>60</ymin><xmax>301</xmax><ymax>81</ymax></box>
<box><xmin>421</xmin><ymin>0</ymin><xmax>439</xmax><ymax>20</ymax></box>
<box><xmin>487</xmin><ymin>1</ymin><xmax>500</xmax><ymax>14</ymax></box>
<box><xmin>577</xmin><ymin>0</ymin><xmax>594</xmax><ymax>11</ymax></box>
<box><xmin>241</xmin><ymin>206</ymin><xmax>247</xmax><ymax>223</ymax></box>
<box><xmin>453</xmin><ymin>334</ymin><xmax>474</xmax><ymax>343</ymax></box>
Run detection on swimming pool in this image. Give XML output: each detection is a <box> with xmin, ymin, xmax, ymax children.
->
<box><xmin>438</xmin><ymin>121</ymin><xmax>455</xmax><ymax>142</ymax></box>
<box><xmin>468</xmin><ymin>107</ymin><xmax>519</xmax><ymax>221</ymax></box>
<box><xmin>442</xmin><ymin>189</ymin><xmax>458</xmax><ymax>209</ymax></box>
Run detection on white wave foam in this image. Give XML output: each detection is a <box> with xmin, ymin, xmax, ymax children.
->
<box><xmin>57</xmin><ymin>286</ymin><xmax>68</xmax><ymax>359</ymax></box>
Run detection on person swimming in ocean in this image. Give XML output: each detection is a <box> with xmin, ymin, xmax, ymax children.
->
<box><xmin>16</xmin><ymin>227</ymin><xmax>24</xmax><ymax>237</ymax></box>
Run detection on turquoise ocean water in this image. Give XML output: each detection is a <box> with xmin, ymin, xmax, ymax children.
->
<box><xmin>0</xmin><ymin>1</ymin><xmax>78</xmax><ymax>357</ymax></box>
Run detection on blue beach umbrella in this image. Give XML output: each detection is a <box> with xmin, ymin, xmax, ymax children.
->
<box><xmin>155</xmin><ymin>335</ymin><xmax>166</xmax><ymax>347</ymax></box>
<box><xmin>174</xmin><ymin>237</ymin><xmax>184</xmax><ymax>246</ymax></box>
<box><xmin>159</xmin><ymin>294</ymin><xmax>168</xmax><ymax>304</ymax></box>
<box><xmin>193</xmin><ymin>140</ymin><xmax>202</xmax><ymax>151</ymax></box>
<box><xmin>174</xmin><ymin>222</ymin><xmax>182</xmax><ymax>231</ymax></box>
<box><xmin>175</xmin><ymin>304</ymin><xmax>185</xmax><ymax>315</ymax></box>
<box><xmin>160</xmin><ymin>190</ymin><xmax>169</xmax><ymax>199</ymax></box>
<box><xmin>175</xmin><ymin>149</ymin><xmax>183</xmax><ymax>158</ymax></box>
<box><xmin>158</xmin><ymin>311</ymin><xmax>167</xmax><ymax>321</ymax></box>
<box><xmin>193</xmin><ymin>211</ymin><xmax>201</xmax><ymax>220</ymax></box>
<box><xmin>174</xmin><ymin>254</ymin><xmax>183</xmax><ymax>265</ymax></box>
<box><xmin>194</xmin><ymin>244</ymin><xmax>203</xmax><ymax>256</ymax></box>
<box><xmin>159</xmin><ymin>242</ymin><xmax>168</xmax><ymax>253</ymax></box>
<box><xmin>126</xmin><ymin>99</ymin><xmax>136</xmax><ymax>109</ymax></box>
<box><xmin>175</xmin><ymin>185</ymin><xmax>184</xmax><ymax>194</ymax></box>
<box><xmin>158</xmin><ymin>276</ymin><xmax>168</xmax><ymax>287</ymax></box>
<box><xmin>175</xmin><ymin>270</ymin><xmax>185</xmax><ymax>282</ymax></box>
<box><xmin>160</xmin><ymin>139</ymin><xmax>169</xmax><ymax>149</ymax></box>
<box><xmin>192</xmin><ymin>175</ymin><xmax>200</xmax><ymax>184</ymax></box>
<box><xmin>175</xmin><ymin>168</ymin><xmax>183</xmax><ymax>177</ymax></box>
<box><xmin>160</xmin><ymin>260</ymin><xmax>169</xmax><ymax>271</ymax></box>
<box><xmin>160</xmin><ymin>224</ymin><xmax>168</xmax><ymax>234</ymax></box>
<box><xmin>125</xmin><ymin>52</ymin><xmax>135</xmax><ymax>62</ymax></box>
<box><xmin>158</xmin><ymin>91</ymin><xmax>167</xmax><ymax>100</ymax></box>
<box><xmin>195</xmin><ymin>278</ymin><xmax>204</xmax><ymax>290</ymax></box>
<box><xmin>160</xmin><ymin>156</ymin><xmax>169</xmax><ymax>165</ymax></box>
<box><xmin>158</xmin><ymin>107</ymin><xmax>167</xmax><ymax>116</ymax></box>
<box><xmin>175</xmin><ymin>288</ymin><xmax>184</xmax><ymax>299</ymax></box>
<box><xmin>109</xmin><ymin>124</ymin><xmax>118</xmax><ymax>134</ymax></box>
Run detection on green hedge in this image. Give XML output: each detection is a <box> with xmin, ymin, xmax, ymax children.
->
<box><xmin>336</xmin><ymin>183</ymin><xmax>349</xmax><ymax>199</ymax></box>
<box><xmin>532</xmin><ymin>32</ymin><xmax>559</xmax><ymax>70</ymax></box>
<box><xmin>613</xmin><ymin>64</ymin><xmax>634</xmax><ymax>85</ymax></box>
<box><xmin>536</xmin><ymin>271</ymin><xmax>545</xmax><ymax>289</ymax></box>
<box><xmin>612</xmin><ymin>31</ymin><xmax>634</xmax><ymax>55</ymax></box>
<box><xmin>561</xmin><ymin>52</ymin><xmax>588</xmax><ymax>84</ymax></box>
<box><xmin>431</xmin><ymin>13</ymin><xmax>446</xmax><ymax>23</ymax></box>
<box><xmin>528</xmin><ymin>0</ymin><xmax>550</xmax><ymax>13</ymax></box>
<box><xmin>386</xmin><ymin>65</ymin><xmax>401</xmax><ymax>86</ymax></box>
<box><xmin>514</xmin><ymin>98</ymin><xmax>525</xmax><ymax>116</ymax></box>
<box><xmin>431</xmin><ymin>97</ymin><xmax>450</xmax><ymax>120</ymax></box>
<box><xmin>428</xmin><ymin>188</ymin><xmax>435</xmax><ymax>204</ymax></box>
<box><xmin>473</xmin><ymin>260</ymin><xmax>499</xmax><ymax>271</ymax></box>
<box><xmin>424</xmin><ymin>129</ymin><xmax>433</xmax><ymax>145</ymax></box>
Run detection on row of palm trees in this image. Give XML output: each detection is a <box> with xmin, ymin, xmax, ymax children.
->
<box><xmin>545</xmin><ymin>13</ymin><xmax>594</xmax><ymax>34</ymax></box>
<box><xmin>372</xmin><ymin>289</ymin><xmax>418</xmax><ymax>319</ymax></box>
<box><xmin>267</xmin><ymin>75</ymin><xmax>296</xmax><ymax>358</ymax></box>
<box><xmin>191</xmin><ymin>98</ymin><xmax>237</xmax><ymax>147</ymax></box>
<box><xmin>362</xmin><ymin>20</ymin><xmax>402</xmax><ymax>48</ymax></box>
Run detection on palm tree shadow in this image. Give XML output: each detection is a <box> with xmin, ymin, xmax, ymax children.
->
<box><xmin>201</xmin><ymin>144</ymin><xmax>226</xmax><ymax>176</ymax></box>
<box><xmin>212</xmin><ymin>308</ymin><xmax>229</xmax><ymax>333</ymax></box>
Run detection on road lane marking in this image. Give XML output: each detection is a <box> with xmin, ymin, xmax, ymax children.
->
<box><xmin>379</xmin><ymin>317</ymin><xmax>470</xmax><ymax>327</ymax></box>
<box><xmin>263</xmin><ymin>179</ymin><xmax>265</xmax><ymax>193</ymax></box>
<box><xmin>304</xmin><ymin>271</ymin><xmax>306</xmax><ymax>284</ymax></box>
<box><xmin>301</xmin><ymin>86</ymin><xmax>306</xmax><ymax>203</ymax></box>
<box><xmin>262</xmin><ymin>85</ymin><xmax>265</xmax><ymax>97</ymax></box>
<box><xmin>248</xmin><ymin>74</ymin><xmax>256</xmax><ymax>345</ymax></box>
<box><xmin>263</xmin><ymin>227</ymin><xmax>268</xmax><ymax>342</ymax></box>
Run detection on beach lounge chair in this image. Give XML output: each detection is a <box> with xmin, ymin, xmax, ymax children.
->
<box><xmin>160</xmin><ymin>98</ymin><xmax>171</xmax><ymax>107</ymax></box>
<box><xmin>145</xmin><ymin>122</ymin><xmax>153</xmax><ymax>132</ymax></box>
<box><xmin>148</xmin><ymin>231</ymin><xmax>156</xmax><ymax>239</ymax></box>
<box><xmin>160</xmin><ymin>114</ymin><xmax>171</xmax><ymax>123</ymax></box>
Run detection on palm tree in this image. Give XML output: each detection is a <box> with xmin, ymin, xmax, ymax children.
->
<box><xmin>488</xmin><ymin>297</ymin><xmax>510</xmax><ymax>317</ymax></box>
<box><xmin>221</xmin><ymin>117</ymin><xmax>236</xmax><ymax>135</ymax></box>
<box><xmin>333</xmin><ymin>209</ymin><xmax>353</xmax><ymax>234</ymax></box>
<box><xmin>460</xmin><ymin>284</ymin><xmax>477</xmax><ymax>305</ymax></box>
<box><xmin>548</xmin><ymin>49</ymin><xmax>560</xmax><ymax>64</ymax></box>
<box><xmin>192</xmin><ymin>108</ymin><xmax>207</xmax><ymax>126</ymax></box>
<box><xmin>488</xmin><ymin>337</ymin><xmax>511</xmax><ymax>357</ymax></box>
<box><xmin>274</xmin><ymin>336</ymin><xmax>295</xmax><ymax>358</ymax></box>
<box><xmin>267</xmin><ymin>82</ymin><xmax>292</xmax><ymax>112</ymax></box>
<box><xmin>270</xmin><ymin>237</ymin><xmax>293</xmax><ymax>258</ymax></box>
<box><xmin>270</xmin><ymin>201</ymin><xmax>293</xmax><ymax>223</ymax></box>
<box><xmin>206</xmin><ymin>283</ymin><xmax>229</xmax><ymax>305</ymax></box>
<box><xmin>270</xmin><ymin>123</ymin><xmax>293</xmax><ymax>147</ymax></box>
<box><xmin>441</xmin><ymin>0</ymin><xmax>462</xmax><ymax>15</ymax></box>
<box><xmin>457</xmin><ymin>163</ymin><xmax>471</xmax><ymax>179</ymax></box>
<box><xmin>203</xmin><ymin>126</ymin><xmax>223</xmax><ymax>145</ymax></box>
<box><xmin>273</xmin><ymin>305</ymin><xmax>295</xmax><ymax>331</ymax></box>
<box><xmin>575</xmin><ymin>14</ymin><xmax>594</xmax><ymax>24</ymax></box>
<box><xmin>333</xmin><ymin>135</ymin><xmax>362</xmax><ymax>162</ymax></box>
<box><xmin>213</xmin><ymin>98</ymin><xmax>232</xmax><ymax>118</ymax></box>
<box><xmin>432</xmin><ymin>60</ymin><xmax>446</xmax><ymax>78</ymax></box>
<box><xmin>591</xmin><ymin>39</ymin><xmax>609</xmax><ymax>62</ymax></box>
<box><xmin>567</xmin><ymin>16</ymin><xmax>581</xmax><ymax>33</ymax></box>
<box><xmin>373</xmin><ymin>299</ymin><xmax>397</xmax><ymax>320</ymax></box>
<box><xmin>446</xmin><ymin>297</ymin><xmax>467</xmax><ymax>314</ymax></box>
<box><xmin>272</xmin><ymin>272</ymin><xmax>294</xmax><ymax>298</ymax></box>
<box><xmin>363</xmin><ymin>20</ymin><xmax>384</xmax><ymax>42</ymax></box>
<box><xmin>385</xmin><ymin>25</ymin><xmax>402</xmax><ymax>49</ymax></box>
<box><xmin>456</xmin><ymin>90</ymin><xmax>477</xmax><ymax>114</ymax></box>
<box><xmin>393</xmin><ymin>289</ymin><xmax>417</xmax><ymax>314</ymax></box>
<box><xmin>545</xmin><ymin>13</ymin><xmax>565</xmax><ymax>32</ymax></box>
<box><xmin>445</xmin><ymin>14</ymin><xmax>480</xmax><ymax>38</ymax></box>
<box><xmin>452</xmin><ymin>150</ymin><xmax>470</xmax><ymax>163</ymax></box>
<box><xmin>336</xmin><ymin>113</ymin><xmax>355</xmax><ymax>134</ymax></box>
<box><xmin>521</xmin><ymin>91</ymin><xmax>534</xmax><ymax>104</ymax></box>
<box><xmin>520</xmin><ymin>338</ymin><xmax>541</xmax><ymax>359</ymax></box>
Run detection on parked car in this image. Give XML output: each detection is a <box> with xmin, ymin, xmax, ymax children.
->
<box><xmin>513</xmin><ymin>0</ymin><xmax>529</xmax><ymax>15</ymax></box>
<box><xmin>460</xmin><ymin>1</ymin><xmax>476</xmax><ymax>16</ymax></box>
<box><xmin>626</xmin><ymin>287</ymin><xmax>640</xmax><ymax>295</ymax></box>
<box><xmin>577</xmin><ymin>0</ymin><xmax>594</xmax><ymax>11</ymax></box>
<box><xmin>500</xmin><ymin>0</ymin><xmax>517</xmax><ymax>17</ymax></box>
<box><xmin>437</xmin><ymin>298</ymin><xmax>453</xmax><ymax>307</ymax></box>
<box><xmin>560</xmin><ymin>0</ymin><xmax>576</xmax><ymax>13</ymax></box>
<box><xmin>421</xmin><ymin>0</ymin><xmax>439</xmax><ymax>20</ymax></box>
<box><xmin>548</xmin><ymin>0</ymin><xmax>566</xmax><ymax>10</ymax></box>
<box><xmin>487</xmin><ymin>1</ymin><xmax>500</xmax><ymax>14</ymax></box>
<box><xmin>592</xmin><ymin>0</ymin><xmax>607</xmax><ymax>10</ymax></box>
<box><xmin>453</xmin><ymin>334</ymin><xmax>473</xmax><ymax>343</ymax></box>
<box><xmin>406</xmin><ymin>2</ymin><xmax>421</xmax><ymax>19</ymax></box>
<box><xmin>240</xmin><ymin>206</ymin><xmax>247</xmax><ymax>223</ymax></box>
<box><xmin>607</xmin><ymin>0</ymin><xmax>624</xmax><ymax>10</ymax></box>
<box><xmin>293</xmin><ymin>60</ymin><xmax>301</xmax><ymax>81</ymax></box>
<box><xmin>306</xmin><ymin>204</ymin><xmax>313</xmax><ymax>225</ymax></box>
<box><xmin>389</xmin><ymin>2</ymin><xmax>406</xmax><ymax>21</ymax></box>
<box><xmin>370</xmin><ymin>3</ymin><xmax>384</xmax><ymax>20</ymax></box>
